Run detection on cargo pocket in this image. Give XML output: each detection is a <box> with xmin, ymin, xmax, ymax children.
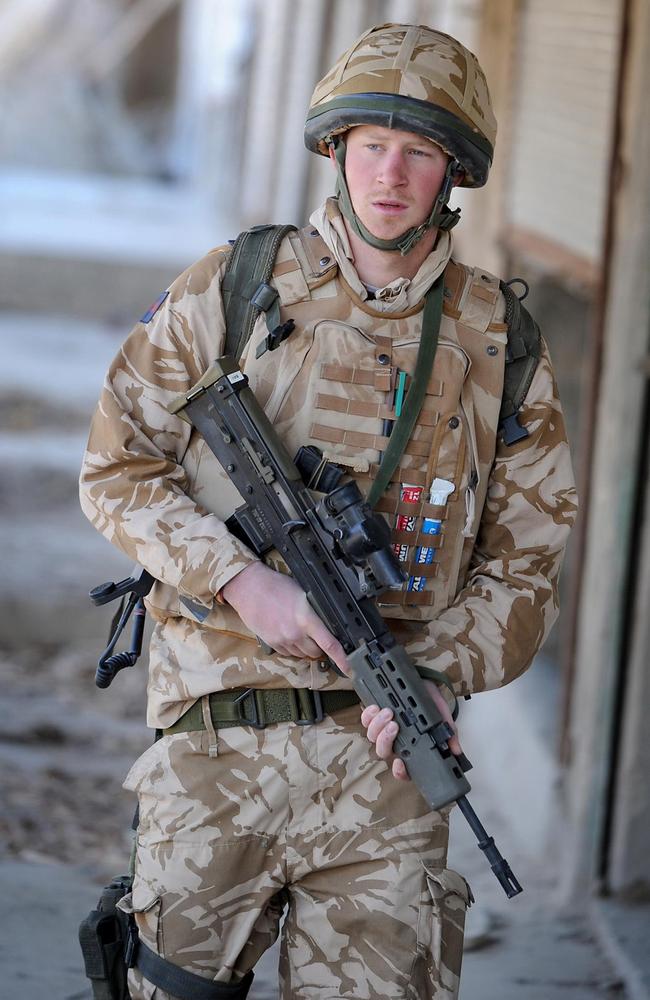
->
<box><xmin>122</xmin><ymin>738</ymin><xmax>170</xmax><ymax>795</ymax></box>
<box><xmin>410</xmin><ymin>865</ymin><xmax>473</xmax><ymax>999</ymax></box>
<box><xmin>117</xmin><ymin>881</ymin><xmax>162</xmax><ymax>1000</ymax></box>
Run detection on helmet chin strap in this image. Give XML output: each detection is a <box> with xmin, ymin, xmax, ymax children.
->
<box><xmin>331</xmin><ymin>138</ymin><xmax>462</xmax><ymax>256</ymax></box>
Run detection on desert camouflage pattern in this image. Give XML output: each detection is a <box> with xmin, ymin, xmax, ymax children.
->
<box><xmin>308</xmin><ymin>22</ymin><xmax>496</xmax><ymax>180</ymax></box>
<box><xmin>117</xmin><ymin>704</ymin><xmax>470</xmax><ymax>998</ymax></box>
<box><xmin>80</xmin><ymin>194</ymin><xmax>575</xmax><ymax>997</ymax></box>
<box><xmin>79</xmin><ymin>197</ymin><xmax>577</xmax><ymax>729</ymax></box>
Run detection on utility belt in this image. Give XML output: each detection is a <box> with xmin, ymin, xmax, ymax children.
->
<box><xmin>164</xmin><ymin>686</ymin><xmax>361</xmax><ymax>735</ymax></box>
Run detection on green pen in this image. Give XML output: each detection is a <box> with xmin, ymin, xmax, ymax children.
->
<box><xmin>382</xmin><ymin>368</ymin><xmax>408</xmax><ymax>437</ymax></box>
<box><xmin>394</xmin><ymin>370</ymin><xmax>408</xmax><ymax>417</ymax></box>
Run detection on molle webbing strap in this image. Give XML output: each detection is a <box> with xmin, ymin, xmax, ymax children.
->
<box><xmin>401</xmin><ymin>561</ymin><xmax>438</xmax><ymax>579</ymax></box>
<box><xmin>136</xmin><ymin>940</ymin><xmax>254</xmax><ymax>999</ymax></box>
<box><xmin>379</xmin><ymin>590</ymin><xmax>434</xmax><ymax>607</ymax></box>
<box><xmin>311</xmin><ymin>423</ymin><xmax>434</xmax><ymax>458</ymax></box>
<box><xmin>367</xmin><ymin>275</ymin><xmax>444</xmax><ymax>507</ymax></box>
<box><xmin>221</xmin><ymin>224</ymin><xmax>297</xmax><ymax>362</ymax></box>
<box><xmin>367</xmin><ymin>463</ymin><xmax>427</xmax><ymax>488</ymax></box>
<box><xmin>498</xmin><ymin>281</ymin><xmax>542</xmax><ymax>444</ymax></box>
<box><xmin>315</xmin><ymin>392</ymin><xmax>439</xmax><ymax>425</ymax></box>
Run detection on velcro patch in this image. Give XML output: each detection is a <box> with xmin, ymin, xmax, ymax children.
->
<box><xmin>140</xmin><ymin>290</ymin><xmax>169</xmax><ymax>323</ymax></box>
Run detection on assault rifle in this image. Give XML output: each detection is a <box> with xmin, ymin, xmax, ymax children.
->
<box><xmin>170</xmin><ymin>356</ymin><xmax>523</xmax><ymax>898</ymax></box>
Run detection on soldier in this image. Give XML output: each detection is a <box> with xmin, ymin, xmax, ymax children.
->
<box><xmin>80</xmin><ymin>22</ymin><xmax>577</xmax><ymax>1000</ymax></box>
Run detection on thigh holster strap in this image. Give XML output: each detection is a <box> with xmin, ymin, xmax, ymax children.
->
<box><xmin>133</xmin><ymin>936</ymin><xmax>254</xmax><ymax>999</ymax></box>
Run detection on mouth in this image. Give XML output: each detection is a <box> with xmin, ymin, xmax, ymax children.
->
<box><xmin>372</xmin><ymin>199</ymin><xmax>409</xmax><ymax>214</ymax></box>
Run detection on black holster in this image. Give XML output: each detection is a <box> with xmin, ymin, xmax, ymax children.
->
<box><xmin>79</xmin><ymin>874</ymin><xmax>133</xmax><ymax>1000</ymax></box>
<box><xmin>79</xmin><ymin>873</ymin><xmax>254</xmax><ymax>999</ymax></box>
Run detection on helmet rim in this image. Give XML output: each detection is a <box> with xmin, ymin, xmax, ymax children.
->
<box><xmin>305</xmin><ymin>92</ymin><xmax>493</xmax><ymax>188</ymax></box>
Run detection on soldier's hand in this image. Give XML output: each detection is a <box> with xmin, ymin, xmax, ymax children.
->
<box><xmin>361</xmin><ymin>679</ymin><xmax>462</xmax><ymax>781</ymax></box>
<box><xmin>222</xmin><ymin>562</ymin><xmax>349</xmax><ymax>670</ymax></box>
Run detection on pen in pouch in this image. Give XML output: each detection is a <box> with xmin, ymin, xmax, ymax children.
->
<box><xmin>381</xmin><ymin>365</ymin><xmax>394</xmax><ymax>438</ymax></box>
<box><xmin>382</xmin><ymin>367</ymin><xmax>407</xmax><ymax>438</ymax></box>
<box><xmin>394</xmin><ymin>370</ymin><xmax>408</xmax><ymax>418</ymax></box>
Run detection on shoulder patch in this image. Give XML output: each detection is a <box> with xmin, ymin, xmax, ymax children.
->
<box><xmin>140</xmin><ymin>290</ymin><xmax>169</xmax><ymax>324</ymax></box>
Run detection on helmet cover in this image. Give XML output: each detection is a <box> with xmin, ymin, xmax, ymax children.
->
<box><xmin>305</xmin><ymin>22</ymin><xmax>496</xmax><ymax>187</ymax></box>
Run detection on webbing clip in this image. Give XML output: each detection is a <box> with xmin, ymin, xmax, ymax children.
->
<box><xmin>294</xmin><ymin>688</ymin><xmax>324</xmax><ymax>726</ymax></box>
<box><xmin>250</xmin><ymin>282</ymin><xmax>277</xmax><ymax>312</ymax></box>
<box><xmin>255</xmin><ymin>320</ymin><xmax>296</xmax><ymax>359</ymax></box>
<box><xmin>233</xmin><ymin>689</ymin><xmax>267</xmax><ymax>729</ymax></box>
<box><xmin>499</xmin><ymin>412</ymin><xmax>530</xmax><ymax>445</ymax></box>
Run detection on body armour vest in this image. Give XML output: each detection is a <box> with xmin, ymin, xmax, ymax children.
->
<box><xmin>150</xmin><ymin>224</ymin><xmax>510</xmax><ymax>640</ymax></box>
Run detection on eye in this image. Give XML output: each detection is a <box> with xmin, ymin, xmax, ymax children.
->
<box><xmin>409</xmin><ymin>147</ymin><xmax>431</xmax><ymax>157</ymax></box>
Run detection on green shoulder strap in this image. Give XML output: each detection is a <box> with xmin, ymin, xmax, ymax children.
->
<box><xmin>498</xmin><ymin>280</ymin><xmax>542</xmax><ymax>445</ymax></box>
<box><xmin>367</xmin><ymin>275</ymin><xmax>444</xmax><ymax>507</ymax></box>
<box><xmin>221</xmin><ymin>223</ymin><xmax>297</xmax><ymax>362</ymax></box>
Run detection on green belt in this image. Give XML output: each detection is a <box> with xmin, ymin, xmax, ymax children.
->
<box><xmin>164</xmin><ymin>687</ymin><xmax>361</xmax><ymax>735</ymax></box>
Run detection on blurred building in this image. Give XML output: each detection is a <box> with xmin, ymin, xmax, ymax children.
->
<box><xmin>1</xmin><ymin>0</ymin><xmax>648</xmax><ymax>985</ymax></box>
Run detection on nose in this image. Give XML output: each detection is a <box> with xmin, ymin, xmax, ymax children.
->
<box><xmin>377</xmin><ymin>149</ymin><xmax>407</xmax><ymax>187</ymax></box>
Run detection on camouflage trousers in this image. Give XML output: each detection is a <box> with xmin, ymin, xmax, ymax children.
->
<box><xmin>118</xmin><ymin>701</ymin><xmax>471</xmax><ymax>999</ymax></box>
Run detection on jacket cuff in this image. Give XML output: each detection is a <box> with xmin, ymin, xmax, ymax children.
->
<box><xmin>175</xmin><ymin>516</ymin><xmax>260</xmax><ymax>611</ymax></box>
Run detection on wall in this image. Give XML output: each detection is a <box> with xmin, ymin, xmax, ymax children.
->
<box><xmin>562</xmin><ymin>0</ymin><xmax>650</xmax><ymax>897</ymax></box>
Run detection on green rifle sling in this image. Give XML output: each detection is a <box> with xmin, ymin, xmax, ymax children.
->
<box><xmin>366</xmin><ymin>275</ymin><xmax>444</xmax><ymax>507</ymax></box>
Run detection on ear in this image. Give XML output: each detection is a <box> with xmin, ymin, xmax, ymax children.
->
<box><xmin>328</xmin><ymin>143</ymin><xmax>337</xmax><ymax>167</ymax></box>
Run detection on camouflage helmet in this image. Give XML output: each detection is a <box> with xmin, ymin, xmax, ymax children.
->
<box><xmin>305</xmin><ymin>23</ymin><xmax>497</xmax><ymax>189</ymax></box>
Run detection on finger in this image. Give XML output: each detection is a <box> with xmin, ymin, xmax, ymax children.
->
<box><xmin>296</xmin><ymin>638</ymin><xmax>326</xmax><ymax>660</ymax></box>
<box><xmin>271</xmin><ymin>643</ymin><xmax>293</xmax><ymax>657</ymax></box>
<box><xmin>360</xmin><ymin>704</ymin><xmax>381</xmax><ymax>728</ymax></box>
<box><xmin>392</xmin><ymin>758</ymin><xmax>410</xmax><ymax>781</ymax></box>
<box><xmin>366</xmin><ymin>708</ymin><xmax>393</xmax><ymax>744</ymax></box>
<box><xmin>374</xmin><ymin>719</ymin><xmax>398</xmax><ymax>760</ymax></box>
<box><xmin>273</xmin><ymin>641</ymin><xmax>309</xmax><ymax>659</ymax></box>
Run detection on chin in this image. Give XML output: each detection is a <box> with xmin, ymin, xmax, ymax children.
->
<box><xmin>364</xmin><ymin>216</ymin><xmax>414</xmax><ymax>242</ymax></box>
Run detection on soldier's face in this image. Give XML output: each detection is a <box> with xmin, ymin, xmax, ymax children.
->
<box><xmin>335</xmin><ymin>125</ymin><xmax>450</xmax><ymax>241</ymax></box>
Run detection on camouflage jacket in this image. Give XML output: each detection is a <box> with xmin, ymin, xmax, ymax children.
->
<box><xmin>80</xmin><ymin>203</ymin><xmax>577</xmax><ymax>728</ymax></box>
